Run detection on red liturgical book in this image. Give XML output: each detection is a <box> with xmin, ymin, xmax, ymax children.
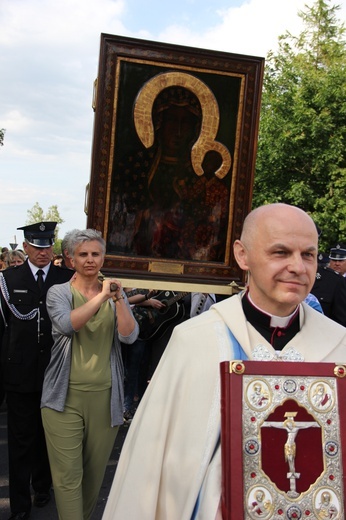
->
<box><xmin>220</xmin><ymin>360</ymin><xmax>346</xmax><ymax>519</ymax></box>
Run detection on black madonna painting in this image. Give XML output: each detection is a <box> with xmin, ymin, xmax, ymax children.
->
<box><xmin>87</xmin><ymin>34</ymin><xmax>264</xmax><ymax>285</ymax></box>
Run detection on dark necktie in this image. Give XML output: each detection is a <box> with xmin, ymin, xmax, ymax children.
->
<box><xmin>36</xmin><ymin>269</ymin><xmax>44</xmax><ymax>291</ymax></box>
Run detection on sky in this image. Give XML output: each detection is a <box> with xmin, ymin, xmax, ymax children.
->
<box><xmin>1</xmin><ymin>0</ymin><xmax>345</xmax><ymax>248</ymax></box>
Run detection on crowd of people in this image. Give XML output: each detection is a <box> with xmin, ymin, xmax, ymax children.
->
<box><xmin>121</xmin><ymin>289</ymin><xmax>216</xmax><ymax>421</ymax></box>
<box><xmin>0</xmin><ymin>203</ymin><xmax>346</xmax><ymax>519</ymax></box>
<box><xmin>0</xmin><ymin>248</ymin><xmax>26</xmax><ymax>270</ymax></box>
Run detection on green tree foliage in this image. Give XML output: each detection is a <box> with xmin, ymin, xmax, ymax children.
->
<box><xmin>253</xmin><ymin>0</ymin><xmax>346</xmax><ymax>251</ymax></box>
<box><xmin>26</xmin><ymin>202</ymin><xmax>45</xmax><ymax>224</ymax></box>
<box><xmin>53</xmin><ymin>238</ymin><xmax>63</xmax><ymax>255</ymax></box>
<box><xmin>26</xmin><ymin>202</ymin><xmax>64</xmax><ymax>253</ymax></box>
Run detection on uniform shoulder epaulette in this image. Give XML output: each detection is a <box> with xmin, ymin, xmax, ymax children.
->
<box><xmin>322</xmin><ymin>266</ymin><xmax>340</xmax><ymax>276</ymax></box>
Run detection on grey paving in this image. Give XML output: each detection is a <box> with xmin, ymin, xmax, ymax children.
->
<box><xmin>0</xmin><ymin>401</ymin><xmax>129</xmax><ymax>520</ymax></box>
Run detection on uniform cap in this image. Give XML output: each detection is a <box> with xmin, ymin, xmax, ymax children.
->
<box><xmin>17</xmin><ymin>222</ymin><xmax>57</xmax><ymax>248</ymax></box>
<box><xmin>317</xmin><ymin>252</ymin><xmax>329</xmax><ymax>266</ymax></box>
<box><xmin>329</xmin><ymin>243</ymin><xmax>346</xmax><ymax>261</ymax></box>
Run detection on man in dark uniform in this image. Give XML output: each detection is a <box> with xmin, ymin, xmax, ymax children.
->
<box><xmin>311</xmin><ymin>250</ymin><xmax>346</xmax><ymax>327</ymax></box>
<box><xmin>328</xmin><ymin>243</ymin><xmax>346</xmax><ymax>277</ymax></box>
<box><xmin>0</xmin><ymin>222</ymin><xmax>73</xmax><ymax>520</ymax></box>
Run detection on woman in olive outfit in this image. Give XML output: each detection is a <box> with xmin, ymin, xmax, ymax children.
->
<box><xmin>41</xmin><ymin>229</ymin><xmax>138</xmax><ymax>520</ymax></box>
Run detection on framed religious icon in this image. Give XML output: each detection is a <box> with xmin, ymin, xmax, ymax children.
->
<box><xmin>86</xmin><ymin>34</ymin><xmax>264</xmax><ymax>287</ymax></box>
<box><xmin>220</xmin><ymin>360</ymin><xmax>346</xmax><ymax>519</ymax></box>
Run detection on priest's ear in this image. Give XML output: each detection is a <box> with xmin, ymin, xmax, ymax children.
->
<box><xmin>233</xmin><ymin>239</ymin><xmax>250</xmax><ymax>272</ymax></box>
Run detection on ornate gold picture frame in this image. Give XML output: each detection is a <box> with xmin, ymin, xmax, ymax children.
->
<box><xmin>86</xmin><ymin>34</ymin><xmax>264</xmax><ymax>288</ymax></box>
<box><xmin>220</xmin><ymin>360</ymin><xmax>346</xmax><ymax>519</ymax></box>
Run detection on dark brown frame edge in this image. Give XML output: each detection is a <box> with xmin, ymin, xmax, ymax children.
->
<box><xmin>86</xmin><ymin>33</ymin><xmax>264</xmax><ymax>288</ymax></box>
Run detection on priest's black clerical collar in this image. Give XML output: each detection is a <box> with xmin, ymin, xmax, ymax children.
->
<box><xmin>242</xmin><ymin>291</ymin><xmax>300</xmax><ymax>350</ymax></box>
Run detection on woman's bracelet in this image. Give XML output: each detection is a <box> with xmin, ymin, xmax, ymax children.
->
<box><xmin>112</xmin><ymin>295</ymin><xmax>124</xmax><ymax>303</ymax></box>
